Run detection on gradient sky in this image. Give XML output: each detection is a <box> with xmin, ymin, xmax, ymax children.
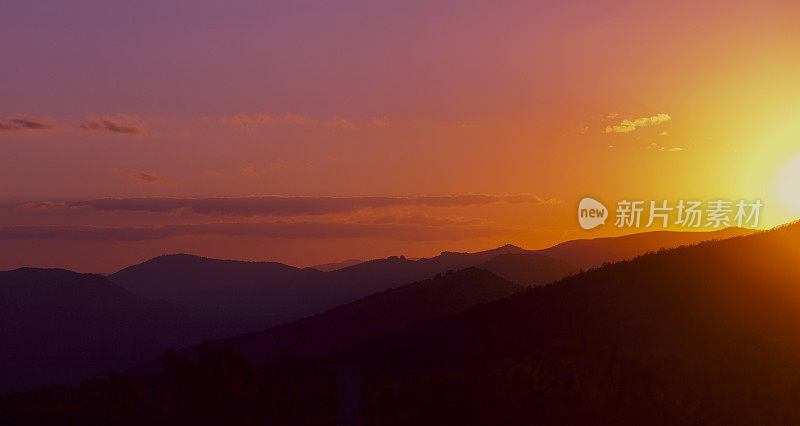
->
<box><xmin>2</xmin><ymin>0</ymin><xmax>800</xmax><ymax>271</ymax></box>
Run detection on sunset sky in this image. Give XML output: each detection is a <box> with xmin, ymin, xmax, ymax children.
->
<box><xmin>2</xmin><ymin>0</ymin><xmax>800</xmax><ymax>271</ymax></box>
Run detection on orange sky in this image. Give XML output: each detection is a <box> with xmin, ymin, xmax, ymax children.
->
<box><xmin>1</xmin><ymin>0</ymin><xmax>800</xmax><ymax>271</ymax></box>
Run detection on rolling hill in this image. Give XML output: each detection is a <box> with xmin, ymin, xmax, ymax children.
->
<box><xmin>108</xmin><ymin>229</ymin><xmax>742</xmax><ymax>322</ymax></box>
<box><xmin>0</xmin><ymin>268</ymin><xmax>259</xmax><ymax>392</ymax></box>
<box><xmin>335</xmin><ymin>224</ymin><xmax>800</xmax><ymax>423</ymax></box>
<box><xmin>537</xmin><ymin>227</ymin><xmax>753</xmax><ymax>269</ymax></box>
<box><xmin>109</xmin><ymin>254</ymin><xmax>324</xmax><ymax>322</ymax></box>
<box><xmin>108</xmin><ymin>244</ymin><xmax>534</xmax><ymax>321</ymax></box>
<box><xmin>480</xmin><ymin>252</ymin><xmax>579</xmax><ymax>286</ymax></box>
<box><xmin>310</xmin><ymin>259</ymin><xmax>365</xmax><ymax>272</ymax></box>
<box><xmin>138</xmin><ymin>267</ymin><xmax>524</xmax><ymax>370</ymax></box>
<box><xmin>1</xmin><ymin>225</ymin><xmax>788</xmax><ymax>423</ymax></box>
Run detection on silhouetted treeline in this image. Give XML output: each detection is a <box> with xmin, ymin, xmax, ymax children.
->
<box><xmin>0</xmin><ymin>345</ymin><xmax>335</xmax><ymax>426</ymax></box>
<box><xmin>5</xmin><ymin>340</ymin><xmax>800</xmax><ymax>425</ymax></box>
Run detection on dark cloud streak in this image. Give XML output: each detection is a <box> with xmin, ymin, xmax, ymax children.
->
<box><xmin>0</xmin><ymin>222</ymin><xmax>521</xmax><ymax>241</ymax></box>
<box><xmin>80</xmin><ymin>116</ymin><xmax>147</xmax><ymax>135</ymax></box>
<box><xmin>109</xmin><ymin>170</ymin><xmax>168</xmax><ymax>184</ymax></box>
<box><xmin>0</xmin><ymin>116</ymin><xmax>54</xmax><ymax>132</ymax></box>
<box><xmin>68</xmin><ymin>194</ymin><xmax>560</xmax><ymax>216</ymax></box>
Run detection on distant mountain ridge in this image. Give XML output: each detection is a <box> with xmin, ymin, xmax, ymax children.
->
<box><xmin>110</xmin><ymin>254</ymin><xmax>324</xmax><ymax>323</ymax></box>
<box><xmin>109</xmin><ymin>229</ymin><xmax>750</xmax><ymax>322</ymax></box>
<box><xmin>109</xmin><ymin>244</ymin><xmax>536</xmax><ymax>322</ymax></box>
<box><xmin>310</xmin><ymin>259</ymin><xmax>364</xmax><ymax>272</ymax></box>
<box><xmin>0</xmin><ymin>268</ymin><xmax>259</xmax><ymax>392</ymax></box>
<box><xmin>536</xmin><ymin>227</ymin><xmax>754</xmax><ymax>269</ymax></box>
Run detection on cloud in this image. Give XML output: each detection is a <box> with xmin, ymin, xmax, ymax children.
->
<box><xmin>372</xmin><ymin>213</ymin><xmax>481</xmax><ymax>226</ymax></box>
<box><xmin>370</xmin><ymin>117</ymin><xmax>391</xmax><ymax>127</ymax></box>
<box><xmin>81</xmin><ymin>115</ymin><xmax>147</xmax><ymax>135</ymax></box>
<box><xmin>0</xmin><ymin>115</ymin><xmax>54</xmax><ymax>132</ymax></box>
<box><xmin>283</xmin><ymin>113</ymin><xmax>355</xmax><ymax>128</ymax></box>
<box><xmin>647</xmin><ymin>142</ymin><xmax>683</xmax><ymax>152</ymax></box>
<box><xmin>240</xmin><ymin>166</ymin><xmax>259</xmax><ymax>178</ymax></box>
<box><xmin>605</xmin><ymin>113</ymin><xmax>671</xmax><ymax>133</ymax></box>
<box><xmin>224</xmin><ymin>113</ymin><xmax>388</xmax><ymax>130</ymax></box>
<box><xmin>224</xmin><ymin>114</ymin><xmax>272</xmax><ymax>130</ymax></box>
<box><xmin>0</xmin><ymin>222</ymin><xmax>521</xmax><ymax>241</ymax></box>
<box><xmin>67</xmin><ymin>194</ymin><xmax>560</xmax><ymax>216</ymax></box>
<box><xmin>109</xmin><ymin>170</ymin><xmax>168</xmax><ymax>184</ymax></box>
<box><xmin>19</xmin><ymin>201</ymin><xmax>67</xmax><ymax>210</ymax></box>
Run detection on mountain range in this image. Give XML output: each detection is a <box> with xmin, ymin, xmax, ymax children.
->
<box><xmin>311</xmin><ymin>259</ymin><xmax>365</xmax><ymax>272</ymax></box>
<box><xmin>0</xmin><ymin>228</ymin><xmax>750</xmax><ymax>394</ymax></box>
<box><xmin>109</xmin><ymin>244</ymin><xmax>535</xmax><ymax>322</ymax></box>
<box><xmin>0</xmin><ymin>268</ymin><xmax>259</xmax><ymax>392</ymax></box>
<box><xmin>109</xmin><ymin>229</ymin><xmax>750</xmax><ymax>322</ymax></box>
<box><xmin>0</xmin><ymin>225</ymin><xmax>786</xmax><ymax>423</ymax></box>
<box><xmin>335</xmin><ymin>224</ymin><xmax>799</xmax><ymax>423</ymax></box>
<box><xmin>139</xmin><ymin>267</ymin><xmax>524</xmax><ymax>370</ymax></box>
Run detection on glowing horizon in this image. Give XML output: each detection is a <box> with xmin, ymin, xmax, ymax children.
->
<box><xmin>2</xmin><ymin>0</ymin><xmax>800</xmax><ymax>271</ymax></box>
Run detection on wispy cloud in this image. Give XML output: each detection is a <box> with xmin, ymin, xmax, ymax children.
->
<box><xmin>647</xmin><ymin>142</ymin><xmax>683</xmax><ymax>152</ymax></box>
<box><xmin>81</xmin><ymin>115</ymin><xmax>147</xmax><ymax>135</ymax></box>
<box><xmin>0</xmin><ymin>221</ymin><xmax>521</xmax><ymax>241</ymax></box>
<box><xmin>67</xmin><ymin>194</ymin><xmax>560</xmax><ymax>216</ymax></box>
<box><xmin>372</xmin><ymin>213</ymin><xmax>481</xmax><ymax>226</ymax></box>
<box><xmin>283</xmin><ymin>113</ymin><xmax>355</xmax><ymax>128</ymax></box>
<box><xmin>605</xmin><ymin>113</ymin><xmax>671</xmax><ymax>133</ymax></box>
<box><xmin>370</xmin><ymin>117</ymin><xmax>391</xmax><ymax>127</ymax></box>
<box><xmin>19</xmin><ymin>201</ymin><xmax>67</xmax><ymax>210</ymax></box>
<box><xmin>0</xmin><ymin>115</ymin><xmax>54</xmax><ymax>133</ymax></box>
<box><xmin>109</xmin><ymin>170</ymin><xmax>168</xmax><ymax>184</ymax></box>
<box><xmin>224</xmin><ymin>114</ymin><xmax>273</xmax><ymax>130</ymax></box>
<box><xmin>224</xmin><ymin>113</ymin><xmax>389</xmax><ymax>130</ymax></box>
<box><xmin>240</xmin><ymin>166</ymin><xmax>259</xmax><ymax>178</ymax></box>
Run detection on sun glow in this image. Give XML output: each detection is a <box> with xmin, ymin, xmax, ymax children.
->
<box><xmin>774</xmin><ymin>153</ymin><xmax>800</xmax><ymax>215</ymax></box>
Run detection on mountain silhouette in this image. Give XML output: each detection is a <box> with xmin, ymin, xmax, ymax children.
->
<box><xmin>480</xmin><ymin>253</ymin><xmax>579</xmax><ymax>286</ymax></box>
<box><xmin>310</xmin><ymin>259</ymin><xmax>365</xmax><ymax>272</ymax></box>
<box><xmin>0</xmin><ymin>268</ymin><xmax>259</xmax><ymax>392</ymax></box>
<box><xmin>110</xmin><ymin>254</ymin><xmax>324</xmax><ymax>322</ymax></box>
<box><xmin>135</xmin><ymin>267</ymin><xmax>523</xmax><ymax>372</ymax></box>
<box><xmin>108</xmin><ymin>245</ymin><xmax>534</xmax><ymax>321</ymax></box>
<box><xmin>1</xmin><ymin>225</ymin><xmax>792</xmax><ymax>423</ymax></box>
<box><xmin>107</xmin><ymin>230</ymin><xmax>736</xmax><ymax>322</ymax></box>
<box><xmin>332</xmin><ymin>223</ymin><xmax>800</xmax><ymax>423</ymax></box>
<box><xmin>536</xmin><ymin>227</ymin><xmax>754</xmax><ymax>269</ymax></box>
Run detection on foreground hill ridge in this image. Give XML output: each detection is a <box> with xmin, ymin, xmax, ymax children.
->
<box><xmin>343</xmin><ymin>221</ymin><xmax>796</xmax><ymax>365</ymax></box>
<box><xmin>134</xmin><ymin>267</ymin><xmax>526</xmax><ymax>372</ymax></box>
